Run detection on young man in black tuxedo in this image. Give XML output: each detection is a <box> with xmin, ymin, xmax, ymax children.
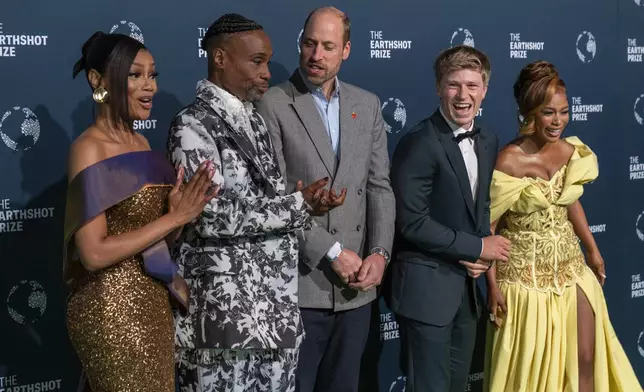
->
<box><xmin>387</xmin><ymin>45</ymin><xmax>511</xmax><ymax>392</ymax></box>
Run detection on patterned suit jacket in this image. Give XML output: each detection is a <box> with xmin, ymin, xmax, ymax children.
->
<box><xmin>167</xmin><ymin>79</ymin><xmax>311</xmax><ymax>351</ymax></box>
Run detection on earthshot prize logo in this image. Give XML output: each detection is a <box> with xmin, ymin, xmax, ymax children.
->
<box><xmin>630</xmin><ymin>155</ymin><xmax>644</xmax><ymax>180</ymax></box>
<box><xmin>638</xmin><ymin>331</ymin><xmax>644</xmax><ymax>358</ymax></box>
<box><xmin>109</xmin><ymin>20</ymin><xmax>144</xmax><ymax>43</ymax></box>
<box><xmin>636</xmin><ymin>211</ymin><xmax>644</xmax><ymax>241</ymax></box>
<box><xmin>509</xmin><ymin>33</ymin><xmax>545</xmax><ymax>59</ymax></box>
<box><xmin>381</xmin><ymin>98</ymin><xmax>406</xmax><ymax>134</ymax></box>
<box><xmin>627</xmin><ymin>37</ymin><xmax>644</xmax><ymax>63</ymax></box>
<box><xmin>389</xmin><ymin>376</ymin><xmax>406</xmax><ymax>392</ymax></box>
<box><xmin>451</xmin><ymin>28</ymin><xmax>475</xmax><ymax>48</ymax></box>
<box><xmin>576</xmin><ymin>31</ymin><xmax>596</xmax><ymax>63</ymax></box>
<box><xmin>0</xmin><ymin>22</ymin><xmax>49</xmax><ymax>58</ymax></box>
<box><xmin>634</xmin><ymin>94</ymin><xmax>644</xmax><ymax>125</ymax></box>
<box><xmin>297</xmin><ymin>29</ymin><xmax>303</xmax><ymax>54</ymax></box>
<box><xmin>369</xmin><ymin>30</ymin><xmax>412</xmax><ymax>59</ymax></box>
<box><xmin>0</xmin><ymin>107</ymin><xmax>40</xmax><ymax>152</ymax></box>
<box><xmin>6</xmin><ymin>280</ymin><xmax>47</xmax><ymax>325</ymax></box>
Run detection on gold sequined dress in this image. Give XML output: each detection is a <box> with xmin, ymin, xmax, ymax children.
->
<box><xmin>483</xmin><ymin>137</ymin><xmax>642</xmax><ymax>392</ymax></box>
<box><xmin>66</xmin><ymin>186</ymin><xmax>175</xmax><ymax>392</ymax></box>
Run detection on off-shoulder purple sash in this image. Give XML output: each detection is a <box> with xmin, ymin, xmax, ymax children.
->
<box><xmin>62</xmin><ymin>150</ymin><xmax>187</xmax><ymax>311</ymax></box>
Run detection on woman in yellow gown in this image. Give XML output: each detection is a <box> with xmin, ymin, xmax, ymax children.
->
<box><xmin>483</xmin><ymin>60</ymin><xmax>642</xmax><ymax>392</ymax></box>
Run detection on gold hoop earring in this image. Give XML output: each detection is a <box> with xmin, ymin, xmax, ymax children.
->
<box><xmin>93</xmin><ymin>87</ymin><xmax>108</xmax><ymax>103</ymax></box>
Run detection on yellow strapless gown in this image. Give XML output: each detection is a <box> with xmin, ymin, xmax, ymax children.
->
<box><xmin>483</xmin><ymin>137</ymin><xmax>642</xmax><ymax>392</ymax></box>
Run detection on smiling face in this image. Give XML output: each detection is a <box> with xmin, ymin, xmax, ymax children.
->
<box><xmin>532</xmin><ymin>89</ymin><xmax>569</xmax><ymax>143</ymax></box>
<box><xmin>126</xmin><ymin>49</ymin><xmax>157</xmax><ymax>120</ymax></box>
<box><xmin>437</xmin><ymin>68</ymin><xmax>487</xmax><ymax>128</ymax></box>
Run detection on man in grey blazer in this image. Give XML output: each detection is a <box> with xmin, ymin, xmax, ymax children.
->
<box><xmin>256</xmin><ymin>6</ymin><xmax>395</xmax><ymax>392</ymax></box>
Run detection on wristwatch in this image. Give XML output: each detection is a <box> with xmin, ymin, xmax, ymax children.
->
<box><xmin>370</xmin><ymin>246</ymin><xmax>391</xmax><ymax>265</ymax></box>
<box><xmin>326</xmin><ymin>242</ymin><xmax>343</xmax><ymax>263</ymax></box>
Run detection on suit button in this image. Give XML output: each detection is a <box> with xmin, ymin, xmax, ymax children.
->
<box><xmin>331</xmin><ymin>229</ymin><xmax>337</xmax><ymax>235</ymax></box>
<box><xmin>356</xmin><ymin>225</ymin><xmax>362</xmax><ymax>231</ymax></box>
<box><xmin>357</xmin><ymin>188</ymin><xmax>363</xmax><ymax>195</ymax></box>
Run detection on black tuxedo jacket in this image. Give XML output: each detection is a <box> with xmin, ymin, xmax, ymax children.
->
<box><xmin>386</xmin><ymin>109</ymin><xmax>499</xmax><ymax>326</ymax></box>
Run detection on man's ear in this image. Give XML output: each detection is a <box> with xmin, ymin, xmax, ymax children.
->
<box><xmin>212</xmin><ymin>48</ymin><xmax>226</xmax><ymax>69</ymax></box>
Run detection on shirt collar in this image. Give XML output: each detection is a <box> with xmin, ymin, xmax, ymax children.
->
<box><xmin>439</xmin><ymin>105</ymin><xmax>474</xmax><ymax>135</ymax></box>
<box><xmin>298</xmin><ymin>67</ymin><xmax>340</xmax><ymax>99</ymax></box>
<box><xmin>197</xmin><ymin>78</ymin><xmax>254</xmax><ymax>116</ymax></box>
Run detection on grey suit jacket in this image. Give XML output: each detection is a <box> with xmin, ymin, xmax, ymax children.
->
<box><xmin>256</xmin><ymin>70</ymin><xmax>395</xmax><ymax>311</ymax></box>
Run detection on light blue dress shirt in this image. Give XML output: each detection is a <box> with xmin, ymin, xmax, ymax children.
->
<box><xmin>300</xmin><ymin>69</ymin><xmax>341</xmax><ymax>156</ymax></box>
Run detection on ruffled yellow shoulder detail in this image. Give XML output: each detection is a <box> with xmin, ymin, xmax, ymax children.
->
<box><xmin>489</xmin><ymin>136</ymin><xmax>598</xmax><ymax>223</ymax></box>
<box><xmin>558</xmin><ymin>136</ymin><xmax>598</xmax><ymax>203</ymax></box>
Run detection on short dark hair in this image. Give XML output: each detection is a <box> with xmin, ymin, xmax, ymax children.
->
<box><xmin>73</xmin><ymin>32</ymin><xmax>146</xmax><ymax>130</ymax></box>
<box><xmin>303</xmin><ymin>7</ymin><xmax>351</xmax><ymax>45</ymax></box>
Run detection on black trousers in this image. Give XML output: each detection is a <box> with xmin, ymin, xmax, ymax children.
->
<box><xmin>398</xmin><ymin>279</ymin><xmax>478</xmax><ymax>392</ymax></box>
<box><xmin>295</xmin><ymin>304</ymin><xmax>371</xmax><ymax>392</ymax></box>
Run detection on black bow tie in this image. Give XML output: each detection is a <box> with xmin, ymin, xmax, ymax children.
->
<box><xmin>453</xmin><ymin>128</ymin><xmax>480</xmax><ymax>143</ymax></box>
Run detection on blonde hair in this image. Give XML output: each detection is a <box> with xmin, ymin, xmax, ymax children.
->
<box><xmin>434</xmin><ymin>45</ymin><xmax>491</xmax><ymax>86</ymax></box>
<box><xmin>513</xmin><ymin>60</ymin><xmax>566</xmax><ymax>136</ymax></box>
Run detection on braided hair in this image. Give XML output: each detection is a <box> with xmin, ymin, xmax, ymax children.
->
<box><xmin>201</xmin><ymin>13</ymin><xmax>263</xmax><ymax>51</ymax></box>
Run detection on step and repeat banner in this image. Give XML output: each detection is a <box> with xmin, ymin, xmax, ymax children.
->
<box><xmin>1</xmin><ymin>0</ymin><xmax>644</xmax><ymax>391</ymax></box>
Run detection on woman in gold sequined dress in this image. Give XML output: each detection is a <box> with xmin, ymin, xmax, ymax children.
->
<box><xmin>483</xmin><ymin>61</ymin><xmax>642</xmax><ymax>391</ymax></box>
<box><xmin>63</xmin><ymin>32</ymin><xmax>217</xmax><ymax>391</ymax></box>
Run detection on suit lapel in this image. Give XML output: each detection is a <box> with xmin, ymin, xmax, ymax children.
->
<box><xmin>217</xmin><ymin>110</ymin><xmax>279</xmax><ymax>196</ymax></box>
<box><xmin>333</xmin><ymin>83</ymin><xmax>359</xmax><ymax>185</ymax></box>
<box><xmin>289</xmin><ymin>72</ymin><xmax>336</xmax><ymax>177</ymax></box>
<box><xmin>432</xmin><ymin>111</ymin><xmax>476</xmax><ymax>222</ymax></box>
<box><xmin>251</xmin><ymin>111</ymin><xmax>285</xmax><ymax>196</ymax></box>
<box><xmin>195</xmin><ymin>81</ymin><xmax>280</xmax><ymax>196</ymax></box>
<box><xmin>474</xmin><ymin>130</ymin><xmax>489</xmax><ymax>229</ymax></box>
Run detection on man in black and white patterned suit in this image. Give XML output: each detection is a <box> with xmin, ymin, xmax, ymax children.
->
<box><xmin>167</xmin><ymin>14</ymin><xmax>337</xmax><ymax>392</ymax></box>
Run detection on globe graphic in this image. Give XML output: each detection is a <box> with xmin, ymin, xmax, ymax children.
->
<box><xmin>576</xmin><ymin>31</ymin><xmax>596</xmax><ymax>63</ymax></box>
<box><xmin>382</xmin><ymin>98</ymin><xmax>407</xmax><ymax>134</ymax></box>
<box><xmin>6</xmin><ymin>280</ymin><xmax>47</xmax><ymax>324</ymax></box>
<box><xmin>0</xmin><ymin>107</ymin><xmax>40</xmax><ymax>151</ymax></box>
<box><xmin>389</xmin><ymin>376</ymin><xmax>406</xmax><ymax>392</ymax></box>
<box><xmin>634</xmin><ymin>94</ymin><xmax>644</xmax><ymax>125</ymax></box>
<box><xmin>297</xmin><ymin>29</ymin><xmax>303</xmax><ymax>54</ymax></box>
<box><xmin>451</xmin><ymin>28</ymin><xmax>475</xmax><ymax>48</ymax></box>
<box><xmin>636</xmin><ymin>211</ymin><xmax>644</xmax><ymax>241</ymax></box>
<box><xmin>638</xmin><ymin>331</ymin><xmax>644</xmax><ymax>358</ymax></box>
<box><xmin>110</xmin><ymin>21</ymin><xmax>144</xmax><ymax>44</ymax></box>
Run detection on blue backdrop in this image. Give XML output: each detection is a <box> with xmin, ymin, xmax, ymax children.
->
<box><xmin>1</xmin><ymin>1</ymin><xmax>644</xmax><ymax>391</ymax></box>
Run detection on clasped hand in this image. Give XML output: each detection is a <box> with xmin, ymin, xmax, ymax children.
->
<box><xmin>460</xmin><ymin>235</ymin><xmax>512</xmax><ymax>278</ymax></box>
<box><xmin>331</xmin><ymin>250</ymin><xmax>385</xmax><ymax>292</ymax></box>
<box><xmin>295</xmin><ymin>178</ymin><xmax>381</xmax><ymax>291</ymax></box>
